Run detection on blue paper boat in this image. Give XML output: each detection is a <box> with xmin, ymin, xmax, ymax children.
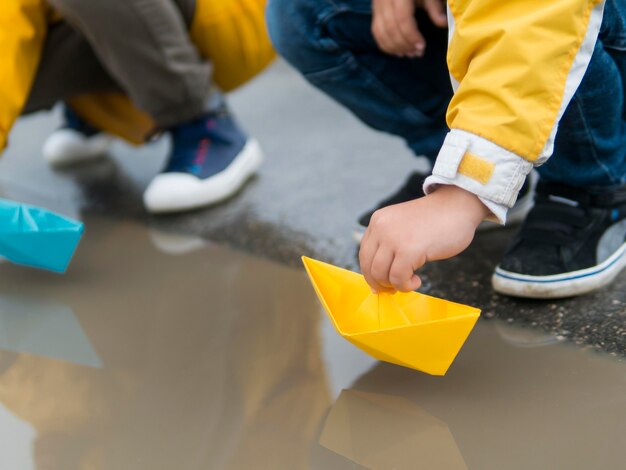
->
<box><xmin>0</xmin><ymin>199</ymin><xmax>84</xmax><ymax>273</ymax></box>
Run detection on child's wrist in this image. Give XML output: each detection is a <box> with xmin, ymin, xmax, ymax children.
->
<box><xmin>429</xmin><ymin>184</ymin><xmax>492</xmax><ymax>225</ymax></box>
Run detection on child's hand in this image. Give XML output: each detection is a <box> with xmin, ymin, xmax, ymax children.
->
<box><xmin>372</xmin><ymin>0</ymin><xmax>447</xmax><ymax>58</ymax></box>
<box><xmin>359</xmin><ymin>185</ymin><xmax>491</xmax><ymax>293</ymax></box>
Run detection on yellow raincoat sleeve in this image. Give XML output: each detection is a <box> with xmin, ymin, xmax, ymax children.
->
<box><xmin>424</xmin><ymin>0</ymin><xmax>606</xmax><ymax>222</ymax></box>
<box><xmin>0</xmin><ymin>0</ymin><xmax>48</xmax><ymax>152</ymax></box>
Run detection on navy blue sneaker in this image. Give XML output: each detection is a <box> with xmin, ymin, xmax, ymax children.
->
<box><xmin>143</xmin><ymin>108</ymin><xmax>263</xmax><ymax>213</ymax></box>
<box><xmin>42</xmin><ymin>106</ymin><xmax>113</xmax><ymax>166</ymax></box>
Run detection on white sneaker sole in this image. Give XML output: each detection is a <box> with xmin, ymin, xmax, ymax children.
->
<box><xmin>42</xmin><ymin>129</ymin><xmax>113</xmax><ymax>166</ymax></box>
<box><xmin>492</xmin><ymin>240</ymin><xmax>626</xmax><ymax>299</ymax></box>
<box><xmin>148</xmin><ymin>229</ymin><xmax>210</xmax><ymax>255</ymax></box>
<box><xmin>143</xmin><ymin>138</ymin><xmax>263</xmax><ymax>214</ymax></box>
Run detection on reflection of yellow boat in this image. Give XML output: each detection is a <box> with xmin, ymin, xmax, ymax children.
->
<box><xmin>302</xmin><ymin>257</ymin><xmax>480</xmax><ymax>375</ymax></box>
<box><xmin>319</xmin><ymin>389</ymin><xmax>468</xmax><ymax>470</ymax></box>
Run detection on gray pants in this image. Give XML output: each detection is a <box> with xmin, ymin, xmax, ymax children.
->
<box><xmin>24</xmin><ymin>0</ymin><xmax>210</xmax><ymax>128</ymax></box>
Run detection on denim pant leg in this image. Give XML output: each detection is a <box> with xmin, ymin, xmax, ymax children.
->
<box><xmin>540</xmin><ymin>0</ymin><xmax>626</xmax><ymax>188</ymax></box>
<box><xmin>266</xmin><ymin>0</ymin><xmax>452</xmax><ymax>160</ymax></box>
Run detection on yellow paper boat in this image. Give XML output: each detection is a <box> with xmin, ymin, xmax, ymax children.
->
<box><xmin>302</xmin><ymin>257</ymin><xmax>480</xmax><ymax>375</ymax></box>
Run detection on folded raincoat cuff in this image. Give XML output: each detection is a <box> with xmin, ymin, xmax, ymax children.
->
<box><xmin>423</xmin><ymin>129</ymin><xmax>533</xmax><ymax>223</ymax></box>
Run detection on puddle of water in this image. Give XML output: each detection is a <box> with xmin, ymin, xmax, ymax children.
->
<box><xmin>314</xmin><ymin>321</ymin><xmax>626</xmax><ymax>469</ymax></box>
<box><xmin>0</xmin><ymin>216</ymin><xmax>623</xmax><ymax>469</ymax></box>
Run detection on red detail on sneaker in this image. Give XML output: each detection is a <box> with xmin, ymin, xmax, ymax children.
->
<box><xmin>194</xmin><ymin>138</ymin><xmax>211</xmax><ymax>168</ymax></box>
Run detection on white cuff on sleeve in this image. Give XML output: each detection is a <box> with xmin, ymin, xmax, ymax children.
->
<box><xmin>479</xmin><ymin>197</ymin><xmax>508</xmax><ymax>225</ymax></box>
<box><xmin>423</xmin><ymin>129</ymin><xmax>533</xmax><ymax>220</ymax></box>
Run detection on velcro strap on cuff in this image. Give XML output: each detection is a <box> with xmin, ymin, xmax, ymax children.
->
<box><xmin>430</xmin><ymin>129</ymin><xmax>533</xmax><ymax>207</ymax></box>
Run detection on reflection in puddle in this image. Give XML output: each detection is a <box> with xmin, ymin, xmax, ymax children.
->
<box><xmin>0</xmin><ymin>218</ymin><xmax>330</xmax><ymax>469</ymax></box>
<box><xmin>321</xmin><ymin>323</ymin><xmax>626</xmax><ymax>469</ymax></box>
<box><xmin>0</xmin><ymin>296</ymin><xmax>101</xmax><ymax>368</ymax></box>
<box><xmin>319</xmin><ymin>390</ymin><xmax>467</xmax><ymax>470</ymax></box>
<box><xmin>0</xmin><ymin>216</ymin><xmax>623</xmax><ymax>469</ymax></box>
<box><xmin>0</xmin><ymin>404</ymin><xmax>35</xmax><ymax>470</ymax></box>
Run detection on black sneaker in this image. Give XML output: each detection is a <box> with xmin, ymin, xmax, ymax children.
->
<box><xmin>353</xmin><ymin>171</ymin><xmax>537</xmax><ymax>242</ymax></box>
<box><xmin>492</xmin><ymin>182</ymin><xmax>626</xmax><ymax>299</ymax></box>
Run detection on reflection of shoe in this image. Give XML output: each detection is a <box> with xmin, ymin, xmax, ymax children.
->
<box><xmin>494</xmin><ymin>321</ymin><xmax>563</xmax><ymax>348</ymax></box>
<box><xmin>352</xmin><ymin>170</ymin><xmax>537</xmax><ymax>242</ymax></box>
<box><xmin>492</xmin><ymin>182</ymin><xmax>626</xmax><ymax>299</ymax></box>
<box><xmin>143</xmin><ymin>108</ymin><xmax>263</xmax><ymax>214</ymax></box>
<box><xmin>148</xmin><ymin>228</ymin><xmax>210</xmax><ymax>255</ymax></box>
<box><xmin>42</xmin><ymin>106</ymin><xmax>113</xmax><ymax>166</ymax></box>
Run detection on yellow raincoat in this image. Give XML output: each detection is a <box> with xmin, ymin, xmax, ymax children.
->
<box><xmin>424</xmin><ymin>0</ymin><xmax>606</xmax><ymax>221</ymax></box>
<box><xmin>0</xmin><ymin>0</ymin><xmax>275</xmax><ymax>149</ymax></box>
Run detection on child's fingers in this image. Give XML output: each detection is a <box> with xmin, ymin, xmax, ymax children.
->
<box><xmin>393</xmin><ymin>0</ymin><xmax>426</xmax><ymax>56</ymax></box>
<box><xmin>359</xmin><ymin>231</ymin><xmax>379</xmax><ymax>291</ymax></box>
<box><xmin>423</xmin><ymin>0</ymin><xmax>448</xmax><ymax>28</ymax></box>
<box><xmin>380</xmin><ymin>2</ymin><xmax>409</xmax><ymax>54</ymax></box>
<box><xmin>370</xmin><ymin>247</ymin><xmax>396</xmax><ymax>292</ymax></box>
<box><xmin>389</xmin><ymin>255</ymin><xmax>422</xmax><ymax>292</ymax></box>
<box><xmin>372</xmin><ymin>0</ymin><xmax>398</xmax><ymax>54</ymax></box>
<box><xmin>371</xmin><ymin>15</ymin><xmax>390</xmax><ymax>54</ymax></box>
<box><xmin>373</xmin><ymin>0</ymin><xmax>423</xmax><ymax>57</ymax></box>
<box><xmin>359</xmin><ymin>234</ymin><xmax>393</xmax><ymax>294</ymax></box>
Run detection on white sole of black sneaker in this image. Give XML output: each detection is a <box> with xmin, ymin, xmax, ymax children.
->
<box><xmin>143</xmin><ymin>139</ymin><xmax>263</xmax><ymax>214</ymax></box>
<box><xmin>492</xmin><ymin>240</ymin><xmax>626</xmax><ymax>299</ymax></box>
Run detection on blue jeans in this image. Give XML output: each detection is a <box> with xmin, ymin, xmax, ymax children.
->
<box><xmin>266</xmin><ymin>0</ymin><xmax>626</xmax><ymax>188</ymax></box>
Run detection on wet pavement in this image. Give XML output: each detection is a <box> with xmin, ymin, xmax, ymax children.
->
<box><xmin>0</xmin><ymin>217</ymin><xmax>624</xmax><ymax>469</ymax></box>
